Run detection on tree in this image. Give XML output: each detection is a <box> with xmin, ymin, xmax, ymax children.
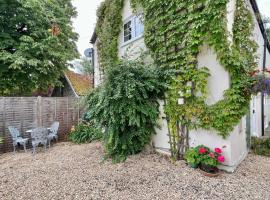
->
<box><xmin>79</xmin><ymin>57</ymin><xmax>93</xmax><ymax>75</ymax></box>
<box><xmin>0</xmin><ymin>0</ymin><xmax>79</xmax><ymax>96</ymax></box>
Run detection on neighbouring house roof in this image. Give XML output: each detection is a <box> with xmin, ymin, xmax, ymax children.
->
<box><xmin>90</xmin><ymin>0</ymin><xmax>270</xmax><ymax>51</ymax></box>
<box><xmin>64</xmin><ymin>70</ymin><xmax>93</xmax><ymax>97</ymax></box>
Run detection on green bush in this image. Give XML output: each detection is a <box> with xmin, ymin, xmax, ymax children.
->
<box><xmin>251</xmin><ymin>137</ymin><xmax>270</xmax><ymax>157</ymax></box>
<box><xmin>85</xmin><ymin>59</ymin><xmax>166</xmax><ymax>162</ymax></box>
<box><xmin>69</xmin><ymin>122</ymin><xmax>103</xmax><ymax>144</ymax></box>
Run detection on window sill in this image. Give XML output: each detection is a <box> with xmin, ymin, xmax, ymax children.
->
<box><xmin>120</xmin><ymin>35</ymin><xmax>144</xmax><ymax>48</ymax></box>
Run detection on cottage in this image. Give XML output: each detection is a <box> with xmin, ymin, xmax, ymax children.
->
<box><xmin>52</xmin><ymin>70</ymin><xmax>93</xmax><ymax>97</ymax></box>
<box><xmin>90</xmin><ymin>0</ymin><xmax>270</xmax><ymax>171</ymax></box>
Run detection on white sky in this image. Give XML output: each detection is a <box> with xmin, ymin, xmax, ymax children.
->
<box><xmin>72</xmin><ymin>0</ymin><xmax>269</xmax><ymax>56</ymax></box>
<box><xmin>72</xmin><ymin>0</ymin><xmax>103</xmax><ymax>56</ymax></box>
<box><xmin>257</xmin><ymin>0</ymin><xmax>270</xmax><ymax>19</ymax></box>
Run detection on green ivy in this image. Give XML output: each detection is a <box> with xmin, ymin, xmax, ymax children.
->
<box><xmin>96</xmin><ymin>0</ymin><xmax>124</xmax><ymax>69</ymax></box>
<box><xmin>96</xmin><ymin>0</ymin><xmax>258</xmax><ymax>160</ymax></box>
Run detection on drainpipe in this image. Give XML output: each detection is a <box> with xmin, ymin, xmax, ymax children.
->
<box><xmin>90</xmin><ymin>48</ymin><xmax>95</xmax><ymax>87</ymax></box>
<box><xmin>262</xmin><ymin>40</ymin><xmax>267</xmax><ymax>136</ymax></box>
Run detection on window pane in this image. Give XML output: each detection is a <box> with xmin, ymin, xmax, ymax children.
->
<box><xmin>124</xmin><ymin>21</ymin><xmax>132</xmax><ymax>42</ymax></box>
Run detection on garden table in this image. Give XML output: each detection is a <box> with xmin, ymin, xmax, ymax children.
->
<box><xmin>26</xmin><ymin>127</ymin><xmax>51</xmax><ymax>133</ymax></box>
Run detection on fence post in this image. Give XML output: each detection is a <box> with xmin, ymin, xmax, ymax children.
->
<box><xmin>3</xmin><ymin>97</ymin><xmax>6</xmax><ymax>153</ymax></box>
<box><xmin>37</xmin><ymin>96</ymin><xmax>42</xmax><ymax>127</ymax></box>
<box><xmin>67</xmin><ymin>98</ymin><xmax>69</xmax><ymax>140</ymax></box>
<box><xmin>54</xmin><ymin>98</ymin><xmax>57</xmax><ymax>121</ymax></box>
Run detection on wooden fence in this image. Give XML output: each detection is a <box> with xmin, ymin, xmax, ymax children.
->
<box><xmin>0</xmin><ymin>97</ymin><xmax>82</xmax><ymax>153</ymax></box>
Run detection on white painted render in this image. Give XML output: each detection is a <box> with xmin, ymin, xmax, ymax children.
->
<box><xmin>197</xmin><ymin>44</ymin><xmax>230</xmax><ymax>105</ymax></box>
<box><xmin>93</xmin><ymin>41</ymin><xmax>102</xmax><ymax>87</ymax></box>
<box><xmin>248</xmin><ymin>0</ymin><xmax>270</xmax><ymax>137</ymax></box>
<box><xmin>92</xmin><ymin>0</ymin><xmax>270</xmax><ymax>171</ymax></box>
<box><xmin>118</xmin><ymin>0</ymin><xmax>145</xmax><ymax>59</ymax></box>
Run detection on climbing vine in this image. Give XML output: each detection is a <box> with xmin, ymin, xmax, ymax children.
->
<box><xmin>95</xmin><ymin>0</ymin><xmax>258</xmax><ymax>160</ymax></box>
<box><xmin>96</xmin><ymin>0</ymin><xmax>124</xmax><ymax>69</ymax></box>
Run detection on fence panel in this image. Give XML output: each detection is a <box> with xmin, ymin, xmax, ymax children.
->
<box><xmin>0</xmin><ymin>97</ymin><xmax>81</xmax><ymax>153</ymax></box>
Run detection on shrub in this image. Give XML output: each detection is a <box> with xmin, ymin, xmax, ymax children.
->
<box><xmin>69</xmin><ymin>122</ymin><xmax>103</xmax><ymax>144</ymax></box>
<box><xmin>251</xmin><ymin>137</ymin><xmax>270</xmax><ymax>157</ymax></box>
<box><xmin>85</xmin><ymin>59</ymin><xmax>166</xmax><ymax>162</ymax></box>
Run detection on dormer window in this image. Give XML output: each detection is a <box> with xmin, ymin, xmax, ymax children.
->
<box><xmin>123</xmin><ymin>14</ymin><xmax>144</xmax><ymax>44</ymax></box>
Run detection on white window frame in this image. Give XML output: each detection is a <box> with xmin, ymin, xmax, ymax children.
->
<box><xmin>122</xmin><ymin>14</ymin><xmax>144</xmax><ymax>46</ymax></box>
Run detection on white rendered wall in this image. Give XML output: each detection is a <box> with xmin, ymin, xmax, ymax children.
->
<box><xmin>118</xmin><ymin>0</ymin><xmax>171</xmax><ymax>152</ymax></box>
<box><xmin>248</xmin><ymin>0</ymin><xmax>270</xmax><ymax>137</ymax></box>
<box><xmin>118</xmin><ymin>0</ymin><xmax>145</xmax><ymax>59</ymax></box>
<box><xmin>198</xmin><ymin>44</ymin><xmax>230</xmax><ymax>105</ymax></box>
<box><xmin>93</xmin><ymin>41</ymin><xmax>102</xmax><ymax>88</ymax></box>
<box><xmin>93</xmin><ymin>0</ymin><xmax>267</xmax><ymax>171</ymax></box>
<box><xmin>117</xmin><ymin>0</ymin><xmax>248</xmax><ymax>171</ymax></box>
<box><xmin>188</xmin><ymin>0</ymin><xmax>248</xmax><ymax>172</ymax></box>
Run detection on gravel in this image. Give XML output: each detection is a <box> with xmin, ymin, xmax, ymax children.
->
<box><xmin>0</xmin><ymin>142</ymin><xmax>269</xmax><ymax>200</ymax></box>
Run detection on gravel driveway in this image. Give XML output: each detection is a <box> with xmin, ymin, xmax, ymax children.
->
<box><xmin>0</xmin><ymin>142</ymin><xmax>269</xmax><ymax>200</ymax></box>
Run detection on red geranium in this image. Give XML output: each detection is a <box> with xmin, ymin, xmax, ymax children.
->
<box><xmin>199</xmin><ymin>147</ymin><xmax>206</xmax><ymax>154</ymax></box>
<box><xmin>217</xmin><ymin>155</ymin><xmax>225</xmax><ymax>163</ymax></box>
<box><xmin>215</xmin><ymin>148</ymin><xmax>222</xmax><ymax>154</ymax></box>
<box><xmin>209</xmin><ymin>153</ymin><xmax>215</xmax><ymax>158</ymax></box>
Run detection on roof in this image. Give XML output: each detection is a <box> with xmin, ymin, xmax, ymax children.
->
<box><xmin>90</xmin><ymin>29</ymin><xmax>97</xmax><ymax>44</ymax></box>
<box><xmin>64</xmin><ymin>70</ymin><xmax>93</xmax><ymax>96</ymax></box>
<box><xmin>90</xmin><ymin>0</ymin><xmax>270</xmax><ymax>50</ymax></box>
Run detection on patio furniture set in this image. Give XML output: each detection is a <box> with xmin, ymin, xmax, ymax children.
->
<box><xmin>8</xmin><ymin>121</ymin><xmax>59</xmax><ymax>154</ymax></box>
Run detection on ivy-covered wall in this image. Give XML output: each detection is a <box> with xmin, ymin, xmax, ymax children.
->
<box><xmin>95</xmin><ymin>0</ymin><xmax>259</xmax><ymax>160</ymax></box>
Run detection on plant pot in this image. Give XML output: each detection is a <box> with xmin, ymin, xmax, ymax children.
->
<box><xmin>199</xmin><ymin>164</ymin><xmax>221</xmax><ymax>177</ymax></box>
<box><xmin>188</xmin><ymin>163</ymin><xmax>198</xmax><ymax>169</ymax></box>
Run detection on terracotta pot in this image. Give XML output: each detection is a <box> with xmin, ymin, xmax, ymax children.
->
<box><xmin>199</xmin><ymin>164</ymin><xmax>222</xmax><ymax>177</ymax></box>
<box><xmin>199</xmin><ymin>168</ymin><xmax>222</xmax><ymax>177</ymax></box>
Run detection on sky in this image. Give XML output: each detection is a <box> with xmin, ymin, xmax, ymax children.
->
<box><xmin>72</xmin><ymin>0</ymin><xmax>103</xmax><ymax>56</ymax></box>
<box><xmin>72</xmin><ymin>0</ymin><xmax>269</xmax><ymax>57</ymax></box>
<box><xmin>257</xmin><ymin>0</ymin><xmax>270</xmax><ymax>19</ymax></box>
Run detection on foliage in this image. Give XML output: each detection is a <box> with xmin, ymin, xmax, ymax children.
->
<box><xmin>96</xmin><ymin>0</ymin><xmax>258</xmax><ymax>160</ymax></box>
<box><xmin>184</xmin><ymin>147</ymin><xmax>202</xmax><ymax>167</ymax></box>
<box><xmin>0</xmin><ymin>137</ymin><xmax>3</xmax><ymax>144</ymax></box>
<box><xmin>251</xmin><ymin>137</ymin><xmax>270</xmax><ymax>157</ymax></box>
<box><xmin>184</xmin><ymin>145</ymin><xmax>225</xmax><ymax>168</ymax></box>
<box><xmin>0</xmin><ymin>0</ymin><xmax>79</xmax><ymax>96</ymax></box>
<box><xmin>85</xmin><ymin>59</ymin><xmax>166</xmax><ymax>162</ymax></box>
<box><xmin>69</xmin><ymin>122</ymin><xmax>103</xmax><ymax>144</ymax></box>
<box><xmin>79</xmin><ymin>57</ymin><xmax>93</xmax><ymax>75</ymax></box>
<box><xmin>96</xmin><ymin>0</ymin><xmax>124</xmax><ymax>69</ymax></box>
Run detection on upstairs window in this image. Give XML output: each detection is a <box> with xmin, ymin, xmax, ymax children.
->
<box><xmin>123</xmin><ymin>14</ymin><xmax>144</xmax><ymax>44</ymax></box>
<box><xmin>124</xmin><ymin>21</ymin><xmax>132</xmax><ymax>42</ymax></box>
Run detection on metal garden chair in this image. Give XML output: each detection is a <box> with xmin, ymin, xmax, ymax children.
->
<box><xmin>31</xmin><ymin>127</ymin><xmax>48</xmax><ymax>154</ymax></box>
<box><xmin>47</xmin><ymin>121</ymin><xmax>59</xmax><ymax>148</ymax></box>
<box><xmin>8</xmin><ymin>126</ymin><xmax>29</xmax><ymax>153</ymax></box>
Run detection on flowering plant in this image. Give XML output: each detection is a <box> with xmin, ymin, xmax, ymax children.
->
<box><xmin>251</xmin><ymin>72</ymin><xmax>270</xmax><ymax>95</ymax></box>
<box><xmin>184</xmin><ymin>145</ymin><xmax>225</xmax><ymax>170</ymax></box>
